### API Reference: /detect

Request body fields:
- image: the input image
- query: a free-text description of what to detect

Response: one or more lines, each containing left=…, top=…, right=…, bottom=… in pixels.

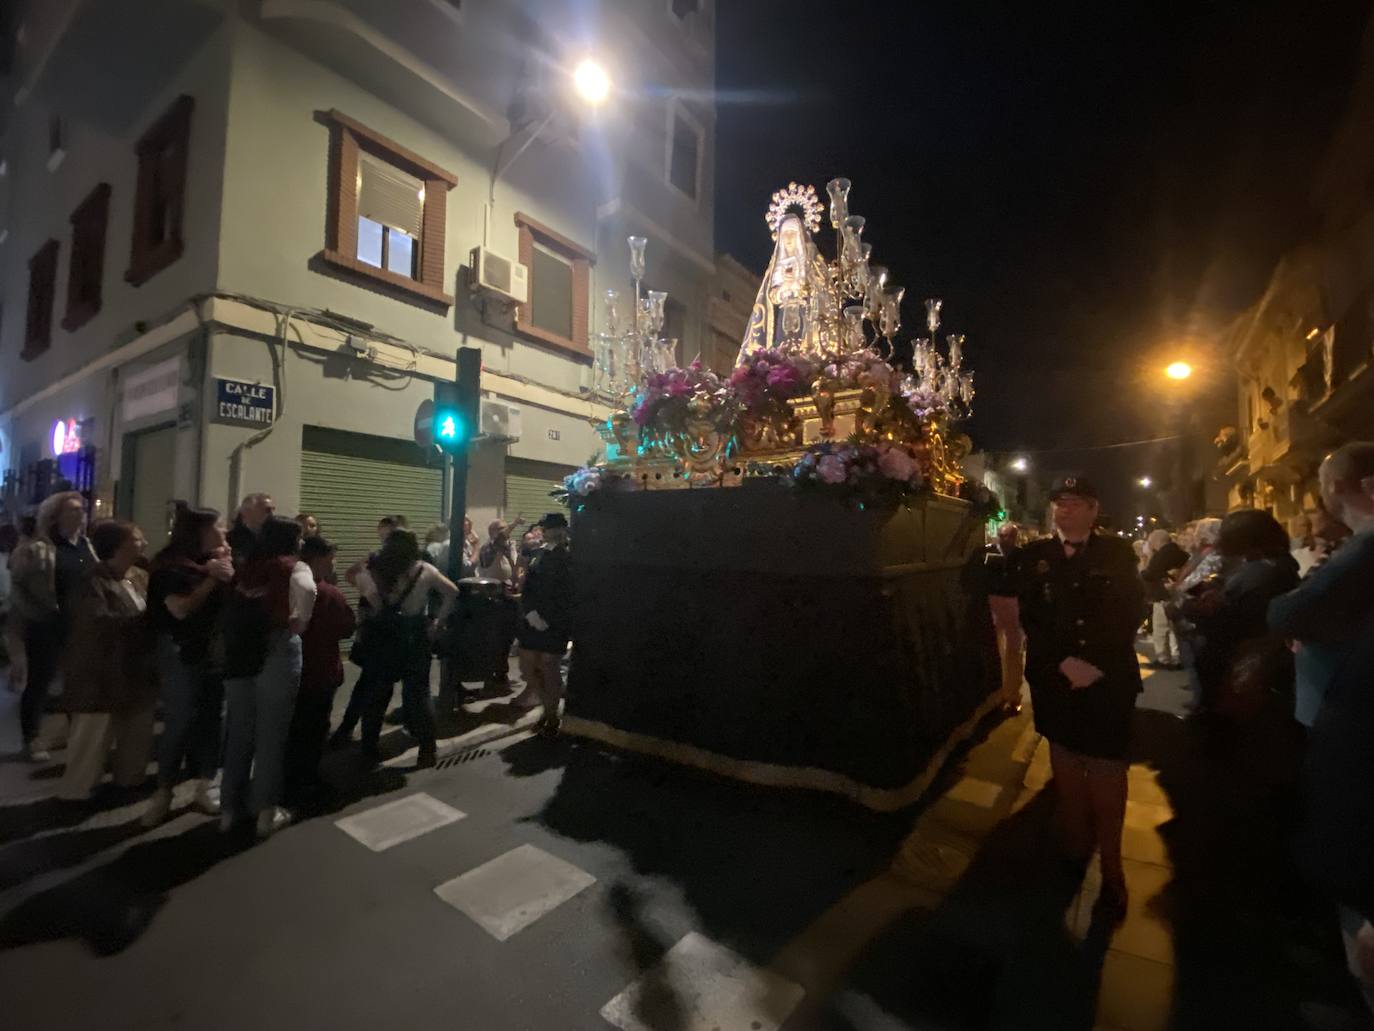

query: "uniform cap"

left=1049, top=474, right=1098, bottom=501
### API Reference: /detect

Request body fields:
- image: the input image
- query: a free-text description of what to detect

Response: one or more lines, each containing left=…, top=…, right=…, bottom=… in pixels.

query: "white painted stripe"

left=601, top=931, right=805, bottom=1031
left=334, top=792, right=465, bottom=852
left=434, top=843, right=595, bottom=941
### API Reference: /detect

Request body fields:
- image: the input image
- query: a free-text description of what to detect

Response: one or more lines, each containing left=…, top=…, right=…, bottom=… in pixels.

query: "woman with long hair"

left=58, top=521, right=157, bottom=800
left=7, top=491, right=94, bottom=761
left=220, top=515, right=315, bottom=838
left=354, top=529, right=457, bottom=767
left=142, top=503, right=234, bottom=826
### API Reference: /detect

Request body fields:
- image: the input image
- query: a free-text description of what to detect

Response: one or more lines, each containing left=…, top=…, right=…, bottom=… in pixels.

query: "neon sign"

left=51, top=418, right=83, bottom=456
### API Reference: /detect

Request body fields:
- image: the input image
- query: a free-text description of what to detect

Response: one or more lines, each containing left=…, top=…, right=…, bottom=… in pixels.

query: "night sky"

left=714, top=1, right=1370, bottom=514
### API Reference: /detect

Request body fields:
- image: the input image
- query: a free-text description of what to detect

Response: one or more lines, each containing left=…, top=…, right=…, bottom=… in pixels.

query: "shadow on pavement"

left=806, top=788, right=1109, bottom=1031
left=497, top=733, right=913, bottom=979
left=0, top=821, right=249, bottom=956
left=1131, top=707, right=1374, bottom=1031
left=605, top=880, right=687, bottom=1031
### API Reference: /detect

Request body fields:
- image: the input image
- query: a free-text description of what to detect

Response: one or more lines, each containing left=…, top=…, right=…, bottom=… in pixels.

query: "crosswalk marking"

left=334, top=792, right=465, bottom=852
left=601, top=931, right=805, bottom=1031
left=434, top=843, right=595, bottom=941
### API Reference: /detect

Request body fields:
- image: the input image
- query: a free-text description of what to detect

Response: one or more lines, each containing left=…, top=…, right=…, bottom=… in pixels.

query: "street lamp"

left=572, top=58, right=612, bottom=106
left=1137, top=475, right=1152, bottom=488
left=1165, top=361, right=1192, bottom=381
left=486, top=54, right=613, bottom=247
left=1010, top=456, right=1029, bottom=473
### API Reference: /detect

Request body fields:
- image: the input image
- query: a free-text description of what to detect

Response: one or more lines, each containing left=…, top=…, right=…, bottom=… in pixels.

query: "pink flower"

left=878, top=446, right=918, bottom=481
left=817, top=454, right=847, bottom=485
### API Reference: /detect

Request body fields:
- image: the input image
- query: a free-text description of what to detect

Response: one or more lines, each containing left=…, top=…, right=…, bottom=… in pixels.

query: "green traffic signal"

left=435, top=409, right=464, bottom=450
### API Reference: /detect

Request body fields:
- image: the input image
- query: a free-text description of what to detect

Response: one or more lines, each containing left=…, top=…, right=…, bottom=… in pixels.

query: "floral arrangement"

left=630, top=362, right=728, bottom=432
left=791, top=440, right=927, bottom=507
left=727, top=348, right=816, bottom=406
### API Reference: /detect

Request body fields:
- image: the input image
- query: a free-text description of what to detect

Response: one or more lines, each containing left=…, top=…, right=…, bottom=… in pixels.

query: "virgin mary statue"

left=735, top=212, right=842, bottom=366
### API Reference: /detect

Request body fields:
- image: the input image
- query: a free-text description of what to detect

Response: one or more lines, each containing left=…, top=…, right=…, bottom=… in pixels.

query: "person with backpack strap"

left=354, top=529, right=458, bottom=768
left=220, top=516, right=316, bottom=839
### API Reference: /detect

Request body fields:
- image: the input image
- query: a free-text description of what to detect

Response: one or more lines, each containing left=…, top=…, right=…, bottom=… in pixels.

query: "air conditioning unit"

left=481, top=399, right=522, bottom=443
left=470, top=246, right=528, bottom=305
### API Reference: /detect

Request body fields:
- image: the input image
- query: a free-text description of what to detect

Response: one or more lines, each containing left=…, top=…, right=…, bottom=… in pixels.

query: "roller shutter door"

left=504, top=456, right=576, bottom=530
left=299, top=426, right=445, bottom=608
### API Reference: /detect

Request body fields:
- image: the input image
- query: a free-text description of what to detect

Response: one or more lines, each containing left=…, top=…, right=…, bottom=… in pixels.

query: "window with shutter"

left=356, top=153, right=423, bottom=279
left=320, top=110, right=457, bottom=308
left=23, top=239, right=59, bottom=360
left=64, top=182, right=111, bottom=331
left=668, top=105, right=702, bottom=201
left=127, top=95, right=193, bottom=286
left=514, top=212, right=595, bottom=356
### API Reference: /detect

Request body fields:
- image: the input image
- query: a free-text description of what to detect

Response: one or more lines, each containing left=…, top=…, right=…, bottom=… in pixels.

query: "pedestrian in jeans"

left=142, top=504, right=233, bottom=826
left=517, top=513, right=573, bottom=734
left=1141, top=528, right=1187, bottom=669
left=354, top=529, right=457, bottom=768
left=57, top=520, right=157, bottom=801
left=1269, top=442, right=1374, bottom=1015
left=7, top=491, right=96, bottom=761
left=221, top=516, right=316, bottom=839
left=284, top=535, right=355, bottom=807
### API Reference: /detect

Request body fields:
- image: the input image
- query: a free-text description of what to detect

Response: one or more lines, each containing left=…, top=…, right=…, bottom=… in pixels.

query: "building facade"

left=0, top=0, right=725, bottom=566
left=1216, top=14, right=1374, bottom=523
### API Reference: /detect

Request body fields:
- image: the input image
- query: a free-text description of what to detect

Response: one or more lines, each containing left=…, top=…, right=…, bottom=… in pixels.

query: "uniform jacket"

left=61, top=562, right=156, bottom=714
left=1015, top=533, right=1146, bottom=690
left=518, top=543, right=573, bottom=654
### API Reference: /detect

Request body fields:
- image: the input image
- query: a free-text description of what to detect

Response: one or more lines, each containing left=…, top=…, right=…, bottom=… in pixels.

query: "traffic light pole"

left=447, top=346, right=482, bottom=582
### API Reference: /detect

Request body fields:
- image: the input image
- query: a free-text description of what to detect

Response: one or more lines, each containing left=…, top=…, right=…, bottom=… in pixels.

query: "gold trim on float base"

left=558, top=688, right=1006, bottom=814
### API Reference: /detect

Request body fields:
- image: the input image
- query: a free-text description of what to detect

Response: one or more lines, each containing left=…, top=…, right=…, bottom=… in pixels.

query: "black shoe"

left=383, top=707, right=405, bottom=726
left=415, top=747, right=437, bottom=769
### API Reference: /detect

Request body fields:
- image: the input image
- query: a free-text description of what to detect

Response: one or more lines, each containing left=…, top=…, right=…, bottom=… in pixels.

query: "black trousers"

left=285, top=685, right=338, bottom=797
left=359, top=664, right=435, bottom=753
left=21, top=618, right=65, bottom=744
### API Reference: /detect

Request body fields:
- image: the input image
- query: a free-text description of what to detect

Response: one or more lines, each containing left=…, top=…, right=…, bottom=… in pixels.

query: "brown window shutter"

left=23, top=239, right=60, bottom=359
left=419, top=175, right=447, bottom=293
left=571, top=258, right=590, bottom=350
left=514, top=223, right=534, bottom=334
left=126, top=95, right=194, bottom=286
left=63, top=182, right=112, bottom=331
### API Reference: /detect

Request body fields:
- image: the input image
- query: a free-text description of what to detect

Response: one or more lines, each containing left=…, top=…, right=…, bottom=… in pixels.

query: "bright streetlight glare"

left=1138, top=476, right=1152, bottom=488
left=1010, top=456, right=1028, bottom=472
left=1165, top=361, right=1193, bottom=380
left=573, top=59, right=611, bottom=105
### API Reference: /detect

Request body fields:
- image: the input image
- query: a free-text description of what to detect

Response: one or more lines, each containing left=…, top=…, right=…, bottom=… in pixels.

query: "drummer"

left=1015, top=475, right=1145, bottom=918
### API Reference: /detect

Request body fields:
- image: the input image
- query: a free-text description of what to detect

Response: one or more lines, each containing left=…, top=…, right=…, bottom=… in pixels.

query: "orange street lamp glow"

left=1165, top=361, right=1192, bottom=380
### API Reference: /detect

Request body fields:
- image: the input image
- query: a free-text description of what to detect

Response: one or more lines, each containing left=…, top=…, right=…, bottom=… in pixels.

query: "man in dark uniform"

left=1016, top=475, right=1145, bottom=917
left=517, top=513, right=573, bottom=734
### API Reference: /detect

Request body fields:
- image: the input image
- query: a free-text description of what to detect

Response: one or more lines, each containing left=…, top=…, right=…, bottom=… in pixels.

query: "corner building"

left=0, top=0, right=722, bottom=570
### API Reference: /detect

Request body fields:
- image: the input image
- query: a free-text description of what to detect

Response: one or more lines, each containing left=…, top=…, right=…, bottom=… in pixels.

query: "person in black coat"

left=517, top=513, right=573, bottom=734
left=1181, top=509, right=1298, bottom=718
left=1015, top=475, right=1145, bottom=918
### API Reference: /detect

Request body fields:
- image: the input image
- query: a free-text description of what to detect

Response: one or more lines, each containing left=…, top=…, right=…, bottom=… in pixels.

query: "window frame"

left=22, top=239, right=60, bottom=360
left=63, top=181, right=111, bottom=331
left=320, top=109, right=457, bottom=309
left=665, top=99, right=705, bottom=204
left=126, top=95, right=193, bottom=287
left=513, top=211, right=595, bottom=356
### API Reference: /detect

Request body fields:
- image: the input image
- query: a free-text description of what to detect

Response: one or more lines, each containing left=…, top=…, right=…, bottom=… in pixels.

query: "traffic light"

left=432, top=382, right=467, bottom=453
left=433, top=348, right=482, bottom=456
